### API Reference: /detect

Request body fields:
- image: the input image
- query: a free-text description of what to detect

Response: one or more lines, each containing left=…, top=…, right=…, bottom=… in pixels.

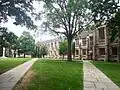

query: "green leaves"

left=0, top=0, right=36, bottom=29
left=39, top=45, right=48, bottom=57
left=19, top=31, right=35, bottom=55
left=89, top=0, right=119, bottom=24
left=107, top=12, right=120, bottom=42
left=59, top=40, right=68, bottom=55
left=89, top=0, right=120, bottom=43
left=41, top=0, right=89, bottom=36
left=0, top=27, right=18, bottom=48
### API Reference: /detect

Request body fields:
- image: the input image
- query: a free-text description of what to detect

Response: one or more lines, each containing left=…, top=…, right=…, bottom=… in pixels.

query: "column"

left=2, top=47, right=7, bottom=58
left=93, top=31, right=96, bottom=60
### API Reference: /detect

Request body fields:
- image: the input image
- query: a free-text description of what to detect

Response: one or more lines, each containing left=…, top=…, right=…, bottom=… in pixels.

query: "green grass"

left=92, top=61, right=120, bottom=87
left=27, top=60, right=83, bottom=90
left=0, top=58, right=30, bottom=74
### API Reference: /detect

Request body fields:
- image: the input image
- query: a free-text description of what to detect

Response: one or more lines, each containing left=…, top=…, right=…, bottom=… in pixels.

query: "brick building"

left=75, top=25, right=119, bottom=60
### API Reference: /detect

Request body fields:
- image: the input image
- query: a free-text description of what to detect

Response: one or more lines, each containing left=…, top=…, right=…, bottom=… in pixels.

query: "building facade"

left=38, top=38, right=61, bottom=58
left=75, top=25, right=119, bottom=60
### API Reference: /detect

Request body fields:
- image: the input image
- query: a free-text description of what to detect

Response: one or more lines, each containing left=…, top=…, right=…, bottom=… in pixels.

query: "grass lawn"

left=27, top=60, right=83, bottom=90
left=92, top=61, right=120, bottom=87
left=0, top=58, right=30, bottom=74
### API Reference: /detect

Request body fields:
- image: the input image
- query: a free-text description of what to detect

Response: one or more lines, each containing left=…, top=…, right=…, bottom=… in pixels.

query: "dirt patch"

left=13, top=69, right=36, bottom=90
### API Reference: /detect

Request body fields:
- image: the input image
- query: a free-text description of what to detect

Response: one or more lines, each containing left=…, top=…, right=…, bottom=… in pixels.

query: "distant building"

left=37, top=37, right=62, bottom=58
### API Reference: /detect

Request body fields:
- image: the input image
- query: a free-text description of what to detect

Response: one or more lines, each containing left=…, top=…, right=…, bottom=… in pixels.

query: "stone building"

left=38, top=38, right=61, bottom=58
left=75, top=25, right=119, bottom=60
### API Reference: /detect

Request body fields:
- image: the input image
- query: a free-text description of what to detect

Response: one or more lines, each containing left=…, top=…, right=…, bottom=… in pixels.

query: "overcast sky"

left=0, top=1, right=57, bottom=42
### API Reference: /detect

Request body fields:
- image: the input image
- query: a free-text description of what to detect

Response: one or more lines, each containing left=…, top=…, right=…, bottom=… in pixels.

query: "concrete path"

left=83, top=61, right=120, bottom=90
left=0, top=58, right=38, bottom=90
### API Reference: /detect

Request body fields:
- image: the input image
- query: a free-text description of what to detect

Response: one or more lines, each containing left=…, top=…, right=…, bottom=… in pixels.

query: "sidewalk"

left=0, top=58, right=38, bottom=90
left=83, top=61, right=120, bottom=90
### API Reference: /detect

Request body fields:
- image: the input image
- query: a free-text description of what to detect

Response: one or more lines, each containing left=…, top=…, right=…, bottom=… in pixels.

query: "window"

left=82, top=38, right=86, bottom=46
left=51, top=43, right=53, bottom=48
left=90, top=36, right=93, bottom=45
left=75, top=39, right=79, bottom=46
left=83, top=49, right=86, bottom=55
left=55, top=42, right=57, bottom=48
left=99, top=48, right=105, bottom=55
left=112, top=47, right=117, bottom=55
left=98, top=27, right=105, bottom=39
left=90, top=36, right=93, bottom=41
left=90, top=47, right=93, bottom=51
left=76, top=50, right=79, bottom=55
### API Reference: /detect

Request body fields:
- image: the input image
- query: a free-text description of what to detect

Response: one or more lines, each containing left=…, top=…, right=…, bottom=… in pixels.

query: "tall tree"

left=59, top=40, right=68, bottom=59
left=19, top=31, right=35, bottom=58
left=7, top=32, right=19, bottom=57
left=89, top=0, right=120, bottom=61
left=0, top=0, right=36, bottom=29
left=0, top=27, right=9, bottom=48
left=39, top=0, right=91, bottom=61
left=0, top=27, right=7, bottom=56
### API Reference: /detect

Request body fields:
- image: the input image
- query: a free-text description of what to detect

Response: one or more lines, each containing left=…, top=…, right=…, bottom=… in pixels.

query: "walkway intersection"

left=83, top=61, right=120, bottom=90
left=0, top=58, right=38, bottom=90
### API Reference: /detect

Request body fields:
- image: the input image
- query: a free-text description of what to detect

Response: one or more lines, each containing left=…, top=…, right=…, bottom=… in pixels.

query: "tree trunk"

left=62, top=55, right=64, bottom=60
left=118, top=29, right=120, bottom=63
left=14, top=50, right=16, bottom=58
left=18, top=49, right=20, bottom=57
left=67, top=37, right=72, bottom=61
left=43, top=55, right=45, bottom=58
left=24, top=53, right=25, bottom=58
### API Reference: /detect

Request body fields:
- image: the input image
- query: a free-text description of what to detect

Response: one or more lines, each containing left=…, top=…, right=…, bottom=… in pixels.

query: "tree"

left=0, top=27, right=9, bottom=56
left=0, top=0, right=36, bottom=29
left=7, top=32, right=19, bottom=57
left=59, top=40, right=68, bottom=59
left=89, top=0, right=119, bottom=25
left=89, top=0, right=120, bottom=62
left=39, top=0, right=91, bottom=61
left=39, top=45, right=48, bottom=58
left=19, top=31, right=35, bottom=58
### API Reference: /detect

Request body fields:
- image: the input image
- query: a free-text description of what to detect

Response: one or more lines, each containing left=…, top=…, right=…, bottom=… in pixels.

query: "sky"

left=0, top=1, right=57, bottom=42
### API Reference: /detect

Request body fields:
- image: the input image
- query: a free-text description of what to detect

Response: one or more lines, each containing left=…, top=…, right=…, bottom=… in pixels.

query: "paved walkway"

left=83, top=61, right=120, bottom=90
left=0, top=58, right=38, bottom=90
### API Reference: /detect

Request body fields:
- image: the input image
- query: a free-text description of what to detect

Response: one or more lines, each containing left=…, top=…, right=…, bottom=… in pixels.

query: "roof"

left=37, top=37, right=61, bottom=45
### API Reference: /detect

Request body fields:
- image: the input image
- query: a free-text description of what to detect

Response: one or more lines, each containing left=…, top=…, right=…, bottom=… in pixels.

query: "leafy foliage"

left=0, top=0, right=37, bottom=29
left=39, top=0, right=91, bottom=60
left=89, top=0, right=119, bottom=25
left=89, top=0, right=120, bottom=42
left=19, top=31, right=35, bottom=55
left=59, top=40, right=68, bottom=56
left=39, top=45, right=48, bottom=58
left=107, top=12, right=120, bottom=42
left=0, top=27, right=9, bottom=47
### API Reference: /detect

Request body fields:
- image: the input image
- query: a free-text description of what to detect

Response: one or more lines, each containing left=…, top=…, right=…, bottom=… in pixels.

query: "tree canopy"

left=19, top=31, right=35, bottom=57
left=39, top=0, right=91, bottom=61
left=0, top=0, right=37, bottom=29
left=89, top=0, right=119, bottom=25
left=59, top=40, right=68, bottom=59
left=39, top=45, right=48, bottom=58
